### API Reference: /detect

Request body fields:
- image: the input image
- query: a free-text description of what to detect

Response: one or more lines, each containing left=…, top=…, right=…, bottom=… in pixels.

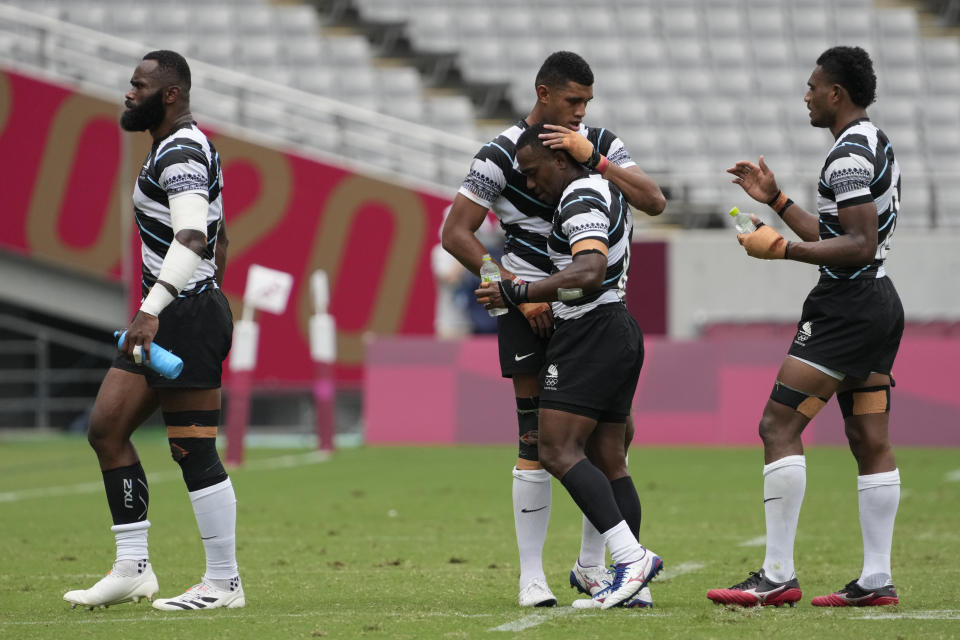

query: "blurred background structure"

left=1, top=0, right=958, bottom=447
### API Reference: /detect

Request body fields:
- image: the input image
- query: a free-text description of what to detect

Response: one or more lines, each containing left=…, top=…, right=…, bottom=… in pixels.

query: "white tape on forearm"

left=169, top=192, right=209, bottom=234
left=158, top=239, right=202, bottom=292
left=140, top=283, right=176, bottom=316
left=139, top=240, right=202, bottom=316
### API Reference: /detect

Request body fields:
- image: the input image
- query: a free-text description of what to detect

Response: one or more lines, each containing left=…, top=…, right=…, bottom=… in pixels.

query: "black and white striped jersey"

left=547, top=174, right=633, bottom=321
left=816, top=118, right=900, bottom=280
left=132, top=122, right=224, bottom=298
left=458, top=120, right=635, bottom=282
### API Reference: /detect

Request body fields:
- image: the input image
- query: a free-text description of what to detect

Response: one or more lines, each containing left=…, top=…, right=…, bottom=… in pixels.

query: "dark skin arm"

left=121, top=229, right=206, bottom=362
left=442, top=194, right=553, bottom=337
left=728, top=156, right=878, bottom=265
left=540, top=124, right=666, bottom=215
left=476, top=244, right=607, bottom=309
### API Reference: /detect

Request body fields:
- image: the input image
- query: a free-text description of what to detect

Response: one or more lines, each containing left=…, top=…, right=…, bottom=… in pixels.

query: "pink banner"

left=364, top=335, right=960, bottom=446
left=0, top=68, right=452, bottom=384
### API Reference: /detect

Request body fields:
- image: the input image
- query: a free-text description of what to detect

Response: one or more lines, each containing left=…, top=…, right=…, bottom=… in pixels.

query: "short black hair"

left=516, top=122, right=577, bottom=165
left=535, top=51, right=594, bottom=89
left=516, top=122, right=550, bottom=156
left=143, top=49, right=191, bottom=91
left=816, top=46, right=876, bottom=108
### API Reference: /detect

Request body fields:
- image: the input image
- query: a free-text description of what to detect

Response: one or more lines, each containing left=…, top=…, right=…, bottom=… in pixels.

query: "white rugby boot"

left=518, top=578, right=557, bottom=607
left=569, top=561, right=612, bottom=596
left=601, top=551, right=663, bottom=610
left=152, top=577, right=245, bottom=611
left=64, top=559, right=158, bottom=609
left=572, top=583, right=653, bottom=609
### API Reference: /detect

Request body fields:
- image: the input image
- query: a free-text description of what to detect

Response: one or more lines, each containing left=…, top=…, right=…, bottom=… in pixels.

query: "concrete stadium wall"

left=663, top=231, right=960, bottom=338
left=365, top=335, right=960, bottom=447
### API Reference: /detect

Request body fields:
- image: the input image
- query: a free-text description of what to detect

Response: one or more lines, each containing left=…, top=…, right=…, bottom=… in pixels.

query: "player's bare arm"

left=445, top=193, right=552, bottom=336
left=728, top=155, right=820, bottom=242
left=541, top=124, right=666, bottom=215
left=441, top=194, right=513, bottom=278
left=784, top=201, right=878, bottom=267
left=475, top=241, right=607, bottom=309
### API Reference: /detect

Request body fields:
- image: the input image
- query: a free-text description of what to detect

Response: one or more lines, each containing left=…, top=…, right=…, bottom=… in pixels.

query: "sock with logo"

left=102, top=462, right=149, bottom=525
left=513, top=467, right=551, bottom=588
left=857, top=468, right=900, bottom=589
left=761, top=455, right=806, bottom=583
left=189, top=477, right=239, bottom=582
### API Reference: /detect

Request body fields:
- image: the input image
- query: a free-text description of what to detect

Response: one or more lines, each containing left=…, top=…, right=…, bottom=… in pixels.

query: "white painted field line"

left=0, top=451, right=329, bottom=503
left=946, top=469, right=960, bottom=482
left=489, top=608, right=574, bottom=632
left=853, top=609, right=960, bottom=621
left=653, top=561, right=707, bottom=581
left=739, top=535, right=766, bottom=547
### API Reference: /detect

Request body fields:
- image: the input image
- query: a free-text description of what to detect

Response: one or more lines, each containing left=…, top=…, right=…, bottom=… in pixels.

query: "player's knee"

left=536, top=441, right=565, bottom=477
left=164, top=410, right=227, bottom=492
left=516, top=397, right=540, bottom=462
left=86, top=415, right=120, bottom=454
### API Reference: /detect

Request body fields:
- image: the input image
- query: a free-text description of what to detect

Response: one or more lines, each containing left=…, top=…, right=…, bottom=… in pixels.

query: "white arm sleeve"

left=169, top=191, right=209, bottom=235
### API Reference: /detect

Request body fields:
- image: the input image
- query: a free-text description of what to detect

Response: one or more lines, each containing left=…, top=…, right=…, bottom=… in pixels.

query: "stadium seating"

left=1, top=0, right=957, bottom=228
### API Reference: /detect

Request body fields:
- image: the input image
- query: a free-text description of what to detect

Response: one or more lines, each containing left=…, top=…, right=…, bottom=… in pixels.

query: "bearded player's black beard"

left=120, top=89, right=166, bottom=132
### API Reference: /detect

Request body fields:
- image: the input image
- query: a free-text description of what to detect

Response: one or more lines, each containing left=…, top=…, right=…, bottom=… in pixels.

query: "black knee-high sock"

left=611, top=476, right=642, bottom=538
left=560, top=458, right=623, bottom=534
left=102, top=462, right=149, bottom=525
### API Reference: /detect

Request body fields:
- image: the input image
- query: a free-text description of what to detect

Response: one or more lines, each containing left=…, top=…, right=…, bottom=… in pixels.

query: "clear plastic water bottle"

left=729, top=206, right=757, bottom=233
left=479, top=254, right=509, bottom=317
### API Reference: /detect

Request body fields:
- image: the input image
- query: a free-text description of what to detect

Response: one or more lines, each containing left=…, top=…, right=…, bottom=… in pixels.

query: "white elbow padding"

left=169, top=192, right=209, bottom=234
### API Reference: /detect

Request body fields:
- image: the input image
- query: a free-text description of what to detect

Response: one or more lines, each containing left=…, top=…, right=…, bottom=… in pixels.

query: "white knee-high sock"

left=189, top=478, right=238, bottom=581
left=579, top=515, right=605, bottom=567
left=858, top=468, right=900, bottom=589
left=513, top=467, right=551, bottom=587
left=761, top=455, right=806, bottom=583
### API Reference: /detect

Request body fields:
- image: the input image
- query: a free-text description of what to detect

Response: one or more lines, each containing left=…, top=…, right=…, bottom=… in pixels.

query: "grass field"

left=1, top=430, right=958, bottom=639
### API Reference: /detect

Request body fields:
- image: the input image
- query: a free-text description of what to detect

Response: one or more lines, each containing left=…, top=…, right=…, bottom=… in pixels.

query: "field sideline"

left=1, top=431, right=958, bottom=639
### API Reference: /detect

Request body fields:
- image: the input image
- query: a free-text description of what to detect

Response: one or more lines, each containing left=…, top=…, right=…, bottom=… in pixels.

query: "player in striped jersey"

left=475, top=122, right=662, bottom=610
left=64, top=51, right=243, bottom=612
left=443, top=51, right=665, bottom=607
left=708, top=47, right=904, bottom=608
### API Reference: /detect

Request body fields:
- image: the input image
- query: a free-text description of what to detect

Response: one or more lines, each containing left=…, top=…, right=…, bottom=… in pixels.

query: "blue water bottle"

left=114, top=331, right=184, bottom=379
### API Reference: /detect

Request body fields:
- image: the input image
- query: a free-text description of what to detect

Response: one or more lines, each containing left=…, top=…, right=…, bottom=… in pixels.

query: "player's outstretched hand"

left=519, top=302, right=553, bottom=338
left=474, top=281, right=505, bottom=311
left=738, top=224, right=788, bottom=260
left=727, top=155, right=779, bottom=204
left=121, top=311, right=159, bottom=364
left=540, top=124, right=593, bottom=164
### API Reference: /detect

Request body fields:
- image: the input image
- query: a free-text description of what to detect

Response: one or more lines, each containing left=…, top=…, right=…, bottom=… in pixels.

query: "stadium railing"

left=0, top=3, right=480, bottom=190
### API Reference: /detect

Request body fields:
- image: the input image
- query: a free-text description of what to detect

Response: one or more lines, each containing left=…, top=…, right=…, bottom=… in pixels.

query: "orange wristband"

left=769, top=191, right=789, bottom=213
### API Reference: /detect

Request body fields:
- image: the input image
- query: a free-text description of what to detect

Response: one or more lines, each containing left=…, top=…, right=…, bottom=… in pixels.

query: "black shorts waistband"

left=555, top=301, right=626, bottom=327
